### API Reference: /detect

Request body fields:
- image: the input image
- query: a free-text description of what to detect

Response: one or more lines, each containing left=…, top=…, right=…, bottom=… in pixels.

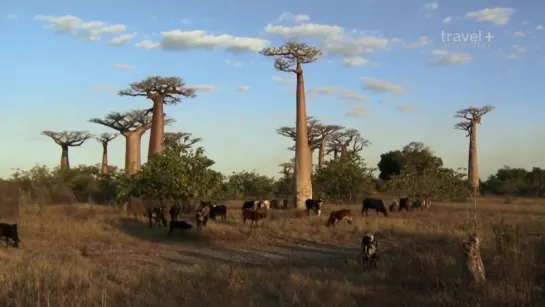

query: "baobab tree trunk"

left=294, top=66, right=312, bottom=210
left=318, top=138, right=327, bottom=168
left=124, top=133, right=142, bottom=175
left=309, top=148, right=315, bottom=175
left=101, top=143, right=109, bottom=174
left=469, top=124, right=479, bottom=196
left=148, top=98, right=165, bottom=159
left=60, top=145, right=70, bottom=170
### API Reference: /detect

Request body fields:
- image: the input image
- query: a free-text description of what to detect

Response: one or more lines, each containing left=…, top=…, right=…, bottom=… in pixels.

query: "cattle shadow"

left=115, top=217, right=213, bottom=245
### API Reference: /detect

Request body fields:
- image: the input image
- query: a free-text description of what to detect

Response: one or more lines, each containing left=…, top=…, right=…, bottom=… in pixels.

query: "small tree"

left=96, top=133, right=118, bottom=174
left=315, top=124, right=344, bottom=168
left=261, top=41, right=322, bottom=209
left=224, top=171, right=275, bottom=199
left=313, top=154, right=375, bottom=203
left=42, top=131, right=92, bottom=170
left=327, top=129, right=370, bottom=160
left=454, top=105, right=495, bottom=196
left=164, top=132, right=202, bottom=154
left=118, top=76, right=197, bottom=158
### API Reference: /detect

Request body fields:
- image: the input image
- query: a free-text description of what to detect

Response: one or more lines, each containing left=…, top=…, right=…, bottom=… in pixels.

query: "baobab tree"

left=96, top=133, right=118, bottom=174
left=118, top=76, right=196, bottom=158
left=164, top=132, right=202, bottom=154
left=327, top=129, right=370, bottom=160
left=42, top=131, right=92, bottom=170
left=261, top=41, right=321, bottom=209
left=278, top=158, right=296, bottom=177
left=315, top=124, right=344, bottom=168
left=278, top=116, right=322, bottom=170
left=454, top=105, right=495, bottom=196
left=89, top=110, right=174, bottom=175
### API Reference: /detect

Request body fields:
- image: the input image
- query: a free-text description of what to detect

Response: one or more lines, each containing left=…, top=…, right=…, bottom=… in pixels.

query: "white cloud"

left=443, top=16, right=452, bottom=24
left=405, top=36, right=429, bottom=48
left=155, top=30, right=270, bottom=53
left=88, top=83, right=116, bottom=94
left=465, top=7, right=515, bottom=25
left=431, top=49, right=448, bottom=56
left=294, top=14, right=310, bottom=24
left=190, top=84, right=218, bottom=93
left=112, top=63, right=134, bottom=70
left=237, top=85, right=250, bottom=92
left=108, top=32, right=137, bottom=46
left=180, top=19, right=191, bottom=25
left=345, top=105, right=367, bottom=117
left=276, top=12, right=292, bottom=23
left=340, top=89, right=367, bottom=101
left=224, top=59, right=243, bottom=67
left=35, top=15, right=128, bottom=41
left=306, top=86, right=366, bottom=101
left=430, top=52, right=471, bottom=65
left=514, top=31, right=525, bottom=37
left=421, top=2, right=439, bottom=11
left=537, top=25, right=545, bottom=31
left=507, top=44, right=525, bottom=59
left=396, top=104, right=416, bottom=112
left=359, top=77, right=407, bottom=95
left=343, top=56, right=369, bottom=67
left=134, top=40, right=160, bottom=49
left=7, top=14, right=18, bottom=20
left=272, top=75, right=295, bottom=83
left=265, top=23, right=344, bottom=38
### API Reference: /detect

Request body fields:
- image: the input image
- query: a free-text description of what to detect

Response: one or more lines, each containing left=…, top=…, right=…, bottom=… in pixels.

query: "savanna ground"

left=0, top=197, right=544, bottom=307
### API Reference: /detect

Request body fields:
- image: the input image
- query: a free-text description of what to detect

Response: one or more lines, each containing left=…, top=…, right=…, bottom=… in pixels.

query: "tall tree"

left=278, top=116, right=322, bottom=170
left=164, top=132, right=202, bottom=154
left=278, top=158, right=296, bottom=177
left=261, top=41, right=322, bottom=209
left=89, top=110, right=174, bottom=175
left=118, top=76, right=196, bottom=158
left=454, top=105, right=494, bottom=196
left=315, top=124, right=344, bottom=169
left=327, top=129, right=370, bottom=159
left=42, top=131, right=91, bottom=170
left=96, top=133, right=118, bottom=174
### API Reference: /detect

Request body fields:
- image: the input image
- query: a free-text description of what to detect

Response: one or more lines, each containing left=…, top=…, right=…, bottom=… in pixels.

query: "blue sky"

left=1, top=0, right=544, bottom=180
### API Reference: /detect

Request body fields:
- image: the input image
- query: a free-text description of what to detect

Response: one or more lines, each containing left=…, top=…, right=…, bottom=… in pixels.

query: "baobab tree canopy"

left=278, top=116, right=322, bottom=150
left=260, top=41, right=322, bottom=72
left=96, top=133, right=118, bottom=144
left=42, top=130, right=92, bottom=146
left=454, top=105, right=495, bottom=134
left=118, top=76, right=197, bottom=104
left=89, top=110, right=157, bottom=132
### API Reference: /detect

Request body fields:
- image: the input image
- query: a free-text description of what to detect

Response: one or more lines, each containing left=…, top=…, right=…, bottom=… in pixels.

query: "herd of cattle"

left=146, top=196, right=428, bottom=234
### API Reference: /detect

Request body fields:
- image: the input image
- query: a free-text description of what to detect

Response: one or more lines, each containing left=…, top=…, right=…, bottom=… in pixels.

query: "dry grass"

left=0, top=199, right=544, bottom=306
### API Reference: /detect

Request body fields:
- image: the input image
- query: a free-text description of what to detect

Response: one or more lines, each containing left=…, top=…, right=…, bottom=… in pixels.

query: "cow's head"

left=315, top=199, right=323, bottom=216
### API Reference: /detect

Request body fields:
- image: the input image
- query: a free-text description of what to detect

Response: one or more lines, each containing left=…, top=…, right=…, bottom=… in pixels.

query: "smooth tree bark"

left=41, top=131, right=92, bottom=170
left=89, top=110, right=175, bottom=175
left=278, top=116, right=322, bottom=171
left=118, top=76, right=196, bottom=159
left=96, top=133, right=118, bottom=174
left=454, top=105, right=495, bottom=196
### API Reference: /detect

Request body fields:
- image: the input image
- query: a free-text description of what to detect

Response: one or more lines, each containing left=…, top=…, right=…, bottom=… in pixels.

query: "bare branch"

left=42, top=130, right=92, bottom=147
left=454, top=122, right=472, bottom=137
left=96, top=133, right=118, bottom=144
left=118, top=76, right=197, bottom=104
left=89, top=109, right=175, bottom=133
left=260, top=41, right=322, bottom=73
left=454, top=105, right=495, bottom=124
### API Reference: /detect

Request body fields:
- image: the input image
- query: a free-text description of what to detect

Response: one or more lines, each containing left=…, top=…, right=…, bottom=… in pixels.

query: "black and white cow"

left=209, top=204, right=227, bottom=220
left=242, top=200, right=259, bottom=210
left=361, top=198, right=388, bottom=217
left=305, top=199, right=324, bottom=216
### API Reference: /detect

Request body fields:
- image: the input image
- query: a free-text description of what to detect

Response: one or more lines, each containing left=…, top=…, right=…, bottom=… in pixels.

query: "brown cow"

left=326, top=209, right=353, bottom=227
left=242, top=209, right=266, bottom=227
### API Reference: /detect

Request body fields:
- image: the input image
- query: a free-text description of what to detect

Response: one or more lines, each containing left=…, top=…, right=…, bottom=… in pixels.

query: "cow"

left=259, top=200, right=270, bottom=210
left=326, top=209, right=353, bottom=227
left=167, top=220, right=193, bottom=236
left=209, top=204, right=227, bottom=221
left=270, top=199, right=281, bottom=209
left=281, top=199, right=289, bottom=209
left=242, top=200, right=259, bottom=210
left=0, top=223, right=20, bottom=247
left=361, top=198, right=388, bottom=217
left=305, top=199, right=324, bottom=216
left=399, top=198, right=410, bottom=212
left=389, top=200, right=399, bottom=212
left=169, top=205, right=181, bottom=221
left=361, top=233, right=379, bottom=270
left=242, top=209, right=266, bottom=227
left=196, top=211, right=209, bottom=230
left=412, top=199, right=428, bottom=210
left=147, top=207, right=168, bottom=228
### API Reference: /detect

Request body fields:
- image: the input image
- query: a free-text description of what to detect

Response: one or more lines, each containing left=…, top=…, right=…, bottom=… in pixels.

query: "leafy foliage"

left=481, top=166, right=545, bottom=197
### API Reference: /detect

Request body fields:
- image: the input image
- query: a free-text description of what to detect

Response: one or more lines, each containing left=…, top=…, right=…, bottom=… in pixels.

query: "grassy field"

left=0, top=198, right=544, bottom=306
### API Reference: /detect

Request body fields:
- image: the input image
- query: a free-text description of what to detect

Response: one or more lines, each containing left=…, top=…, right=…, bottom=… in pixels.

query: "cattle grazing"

left=242, top=200, right=259, bottom=210
left=147, top=207, right=168, bottom=228
left=259, top=200, right=270, bottom=210
left=0, top=223, right=20, bottom=248
left=361, top=233, right=379, bottom=270
left=242, top=209, right=266, bottom=227
left=270, top=199, right=281, bottom=209
left=169, top=205, right=181, bottom=221
left=167, top=220, right=193, bottom=236
left=361, top=198, right=388, bottom=217
left=399, top=198, right=410, bottom=211
left=326, top=209, right=353, bottom=227
left=196, top=211, right=209, bottom=229
left=305, top=199, right=324, bottom=216
left=389, top=201, right=399, bottom=212
left=209, top=204, right=227, bottom=221
left=412, top=198, right=430, bottom=209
